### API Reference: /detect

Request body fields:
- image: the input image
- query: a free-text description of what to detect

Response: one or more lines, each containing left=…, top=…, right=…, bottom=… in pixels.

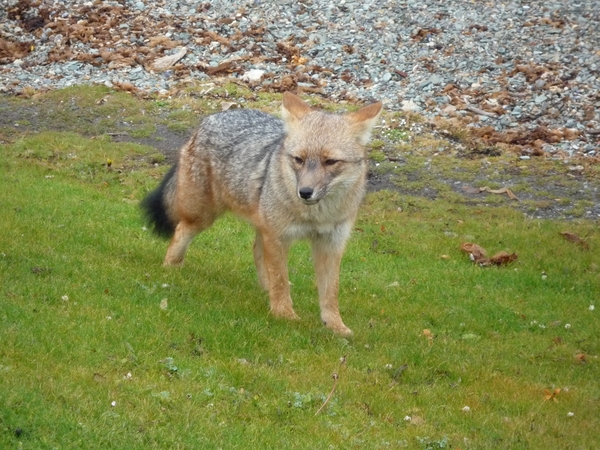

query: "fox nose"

left=298, top=187, right=314, bottom=200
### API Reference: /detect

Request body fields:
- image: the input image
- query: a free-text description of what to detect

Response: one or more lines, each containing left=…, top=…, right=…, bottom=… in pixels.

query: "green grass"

left=1, top=131, right=600, bottom=448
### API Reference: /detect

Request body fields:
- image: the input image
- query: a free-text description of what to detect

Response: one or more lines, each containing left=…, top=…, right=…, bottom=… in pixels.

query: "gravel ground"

left=1, top=0, right=599, bottom=155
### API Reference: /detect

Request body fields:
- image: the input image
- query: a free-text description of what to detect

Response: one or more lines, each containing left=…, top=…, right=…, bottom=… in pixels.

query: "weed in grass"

left=369, top=149, right=387, bottom=163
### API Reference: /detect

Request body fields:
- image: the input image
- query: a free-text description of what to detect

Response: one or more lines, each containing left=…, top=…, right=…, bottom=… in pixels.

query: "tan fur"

left=144, top=93, right=382, bottom=336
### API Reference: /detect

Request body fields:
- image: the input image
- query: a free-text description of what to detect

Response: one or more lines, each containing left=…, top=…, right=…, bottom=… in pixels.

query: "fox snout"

left=298, top=186, right=314, bottom=200
left=294, top=158, right=330, bottom=205
left=297, top=185, right=320, bottom=204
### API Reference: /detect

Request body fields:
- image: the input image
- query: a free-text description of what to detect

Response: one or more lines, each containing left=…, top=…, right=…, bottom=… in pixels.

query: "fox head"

left=281, top=92, right=382, bottom=205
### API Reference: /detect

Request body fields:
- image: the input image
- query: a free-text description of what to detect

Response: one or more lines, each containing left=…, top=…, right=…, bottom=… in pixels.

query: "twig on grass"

left=315, top=355, right=346, bottom=416
left=315, top=373, right=339, bottom=416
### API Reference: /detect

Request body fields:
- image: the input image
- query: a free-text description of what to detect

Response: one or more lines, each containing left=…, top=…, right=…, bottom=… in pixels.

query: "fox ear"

left=347, top=101, right=383, bottom=145
left=281, top=92, right=312, bottom=126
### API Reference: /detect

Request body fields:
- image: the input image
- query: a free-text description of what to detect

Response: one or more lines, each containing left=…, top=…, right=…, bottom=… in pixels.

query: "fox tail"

left=141, top=165, right=178, bottom=238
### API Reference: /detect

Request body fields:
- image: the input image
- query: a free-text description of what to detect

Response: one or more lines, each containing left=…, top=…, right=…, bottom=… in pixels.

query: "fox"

left=142, top=92, right=382, bottom=336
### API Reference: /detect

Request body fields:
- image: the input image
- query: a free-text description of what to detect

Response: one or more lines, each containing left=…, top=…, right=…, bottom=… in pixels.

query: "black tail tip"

left=141, top=166, right=177, bottom=238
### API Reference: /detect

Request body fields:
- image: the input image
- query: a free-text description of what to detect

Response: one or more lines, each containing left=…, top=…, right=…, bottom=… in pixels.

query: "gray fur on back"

left=193, top=109, right=286, bottom=205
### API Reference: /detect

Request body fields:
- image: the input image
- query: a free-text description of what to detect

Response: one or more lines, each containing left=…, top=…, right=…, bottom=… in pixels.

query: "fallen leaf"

left=205, top=61, right=236, bottom=76
left=409, top=415, right=425, bottom=426
left=461, top=242, right=487, bottom=262
left=560, top=232, right=589, bottom=249
left=543, top=388, right=561, bottom=402
left=574, top=353, right=587, bottom=364
left=220, top=101, right=238, bottom=111
left=0, top=38, right=33, bottom=63
left=489, top=251, right=518, bottom=265
left=461, top=242, right=517, bottom=266
left=422, top=329, right=434, bottom=346
left=93, top=373, right=107, bottom=383
left=479, top=186, right=519, bottom=201
left=149, top=35, right=181, bottom=49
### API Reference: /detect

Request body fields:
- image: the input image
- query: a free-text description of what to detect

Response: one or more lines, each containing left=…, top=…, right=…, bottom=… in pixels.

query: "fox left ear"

left=281, top=92, right=312, bottom=127
left=347, top=101, right=383, bottom=145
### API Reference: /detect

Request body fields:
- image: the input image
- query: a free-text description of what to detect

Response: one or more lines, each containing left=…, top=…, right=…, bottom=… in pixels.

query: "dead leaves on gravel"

left=0, top=39, right=32, bottom=64
left=1, top=1, right=324, bottom=94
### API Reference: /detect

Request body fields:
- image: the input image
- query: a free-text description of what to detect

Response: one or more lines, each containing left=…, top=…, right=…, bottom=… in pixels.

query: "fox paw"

left=271, top=306, right=300, bottom=321
left=323, top=320, right=353, bottom=337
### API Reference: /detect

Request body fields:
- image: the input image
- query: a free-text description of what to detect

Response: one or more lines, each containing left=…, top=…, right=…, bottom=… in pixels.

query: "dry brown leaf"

left=574, top=353, right=587, bottom=364
left=560, top=232, right=589, bottom=249
left=220, top=101, right=239, bottom=111
left=205, top=61, right=236, bottom=76
left=93, top=372, right=107, bottom=383
left=489, top=251, right=518, bottom=266
left=149, top=36, right=180, bottom=49
left=422, top=329, right=434, bottom=346
left=543, top=388, right=561, bottom=402
left=201, top=31, right=231, bottom=46
left=461, top=242, right=487, bottom=262
left=462, top=242, right=517, bottom=266
left=479, top=186, right=519, bottom=201
left=112, top=81, right=136, bottom=92
left=0, top=38, right=32, bottom=63
left=409, top=415, right=425, bottom=426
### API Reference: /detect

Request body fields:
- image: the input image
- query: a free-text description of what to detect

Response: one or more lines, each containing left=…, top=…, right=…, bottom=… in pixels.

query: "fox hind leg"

left=163, top=219, right=210, bottom=266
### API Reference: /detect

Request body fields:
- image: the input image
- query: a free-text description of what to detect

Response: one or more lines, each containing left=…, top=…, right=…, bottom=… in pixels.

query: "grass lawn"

left=1, top=101, right=599, bottom=449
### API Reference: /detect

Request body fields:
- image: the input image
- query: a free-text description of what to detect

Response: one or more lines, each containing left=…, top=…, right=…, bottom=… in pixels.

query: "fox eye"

left=324, top=159, right=339, bottom=166
left=293, top=156, right=304, bottom=165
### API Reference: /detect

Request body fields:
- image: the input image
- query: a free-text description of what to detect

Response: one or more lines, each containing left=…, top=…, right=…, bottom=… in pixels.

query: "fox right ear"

left=347, top=101, right=383, bottom=145
left=281, top=92, right=312, bottom=126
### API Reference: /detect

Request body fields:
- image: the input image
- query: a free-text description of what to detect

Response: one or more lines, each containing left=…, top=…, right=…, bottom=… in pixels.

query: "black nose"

left=298, top=187, right=313, bottom=200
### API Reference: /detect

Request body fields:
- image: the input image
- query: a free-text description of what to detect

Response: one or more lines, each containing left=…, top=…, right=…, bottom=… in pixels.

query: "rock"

left=401, top=99, right=421, bottom=112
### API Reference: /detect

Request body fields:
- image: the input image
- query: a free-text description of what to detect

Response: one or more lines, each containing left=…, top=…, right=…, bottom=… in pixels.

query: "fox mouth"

left=301, top=198, right=320, bottom=205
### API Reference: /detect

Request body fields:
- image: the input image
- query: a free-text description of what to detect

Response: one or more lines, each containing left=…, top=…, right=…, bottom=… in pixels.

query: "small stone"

left=241, top=69, right=265, bottom=82
left=442, top=104, right=457, bottom=115
left=429, top=74, right=442, bottom=85
left=401, top=99, right=421, bottom=112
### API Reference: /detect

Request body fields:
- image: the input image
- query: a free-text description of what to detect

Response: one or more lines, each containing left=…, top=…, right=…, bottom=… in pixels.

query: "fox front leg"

left=259, top=232, right=299, bottom=320
left=252, top=230, right=269, bottom=290
left=311, top=236, right=353, bottom=337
